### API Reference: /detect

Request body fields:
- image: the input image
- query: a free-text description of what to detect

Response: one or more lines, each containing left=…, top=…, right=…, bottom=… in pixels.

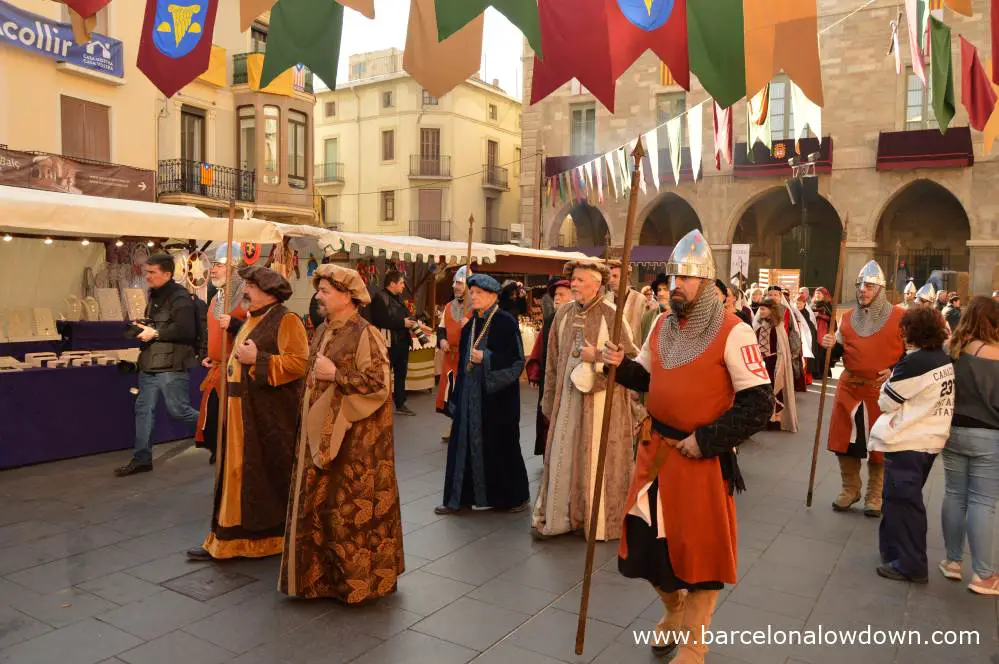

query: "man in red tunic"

left=436, top=266, right=473, bottom=440
left=603, top=230, right=773, bottom=662
left=820, top=260, right=905, bottom=517
left=195, top=243, right=248, bottom=464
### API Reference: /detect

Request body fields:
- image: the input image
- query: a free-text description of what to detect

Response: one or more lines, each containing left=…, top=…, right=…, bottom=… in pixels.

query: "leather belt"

left=842, top=370, right=877, bottom=386
left=650, top=417, right=690, bottom=441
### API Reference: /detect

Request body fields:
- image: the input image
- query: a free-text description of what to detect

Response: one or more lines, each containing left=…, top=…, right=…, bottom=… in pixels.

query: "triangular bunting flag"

left=644, top=129, right=660, bottom=190
left=606, top=0, right=690, bottom=90
left=713, top=101, right=733, bottom=170
left=240, top=0, right=275, bottom=31
left=790, top=82, right=822, bottom=144
left=960, top=36, right=996, bottom=132
left=615, top=147, right=629, bottom=193
left=595, top=159, right=604, bottom=203
left=435, top=0, right=541, bottom=57
left=58, top=0, right=111, bottom=19
left=584, top=161, right=595, bottom=196
left=666, top=118, right=682, bottom=185
left=138, top=0, right=221, bottom=98
left=405, top=0, right=484, bottom=98
left=747, top=87, right=772, bottom=152
left=688, top=0, right=745, bottom=108
left=929, top=16, right=955, bottom=133
left=906, top=0, right=927, bottom=86
left=688, top=102, right=703, bottom=181
left=605, top=152, right=618, bottom=199
left=260, top=0, right=343, bottom=90
left=744, top=0, right=823, bottom=106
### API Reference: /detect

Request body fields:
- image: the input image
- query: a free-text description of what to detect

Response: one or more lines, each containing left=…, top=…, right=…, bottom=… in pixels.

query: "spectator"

left=370, top=270, right=416, bottom=416
left=115, top=254, right=201, bottom=477
left=940, top=296, right=999, bottom=595
left=943, top=295, right=962, bottom=330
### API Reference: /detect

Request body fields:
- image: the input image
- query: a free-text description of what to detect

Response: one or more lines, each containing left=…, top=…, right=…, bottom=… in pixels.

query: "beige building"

left=520, top=0, right=999, bottom=297
left=0, top=0, right=315, bottom=224
left=315, top=48, right=524, bottom=245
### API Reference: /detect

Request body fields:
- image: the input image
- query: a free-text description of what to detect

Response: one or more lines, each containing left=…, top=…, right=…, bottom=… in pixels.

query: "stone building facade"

left=519, top=0, right=999, bottom=298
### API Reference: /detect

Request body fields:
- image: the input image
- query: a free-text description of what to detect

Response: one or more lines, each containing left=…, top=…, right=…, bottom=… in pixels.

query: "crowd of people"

left=111, top=236, right=998, bottom=663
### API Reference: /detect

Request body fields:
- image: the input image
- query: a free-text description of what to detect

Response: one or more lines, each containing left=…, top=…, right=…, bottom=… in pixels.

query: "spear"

left=805, top=215, right=849, bottom=507
left=464, top=213, right=475, bottom=274
left=575, top=137, right=645, bottom=655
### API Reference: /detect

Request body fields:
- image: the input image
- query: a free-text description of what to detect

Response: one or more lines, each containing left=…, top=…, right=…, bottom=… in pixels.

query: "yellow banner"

left=245, top=52, right=295, bottom=97
left=197, top=45, right=227, bottom=87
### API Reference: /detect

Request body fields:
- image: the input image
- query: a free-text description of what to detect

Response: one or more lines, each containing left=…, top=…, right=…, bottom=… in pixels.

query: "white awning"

left=489, top=244, right=592, bottom=261
left=0, top=185, right=284, bottom=243
left=316, top=230, right=497, bottom=265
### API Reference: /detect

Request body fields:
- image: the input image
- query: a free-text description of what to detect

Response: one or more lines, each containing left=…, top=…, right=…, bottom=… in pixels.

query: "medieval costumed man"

left=901, top=280, right=917, bottom=308
left=436, top=274, right=531, bottom=515
left=195, top=243, right=247, bottom=465
left=527, top=278, right=573, bottom=455
left=820, top=261, right=905, bottom=518
left=532, top=261, right=637, bottom=541
left=187, top=266, right=309, bottom=561
left=601, top=230, right=773, bottom=663
left=280, top=265, right=405, bottom=603
left=914, top=283, right=952, bottom=335
left=755, top=297, right=798, bottom=432
left=435, top=266, right=473, bottom=440
left=606, top=260, right=651, bottom=338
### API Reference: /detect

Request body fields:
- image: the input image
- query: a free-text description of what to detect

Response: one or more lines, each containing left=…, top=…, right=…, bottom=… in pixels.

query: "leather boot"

left=864, top=462, right=885, bottom=517
left=673, top=589, right=720, bottom=664
left=651, top=587, right=686, bottom=658
left=832, top=456, right=862, bottom=511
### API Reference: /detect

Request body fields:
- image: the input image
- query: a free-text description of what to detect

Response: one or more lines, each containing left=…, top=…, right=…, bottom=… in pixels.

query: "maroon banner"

left=0, top=148, right=155, bottom=202
left=137, top=0, right=220, bottom=98
left=58, top=0, right=112, bottom=18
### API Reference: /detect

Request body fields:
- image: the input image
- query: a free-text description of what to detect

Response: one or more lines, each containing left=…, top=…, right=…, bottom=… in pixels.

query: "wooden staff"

left=216, top=199, right=237, bottom=472
left=805, top=214, right=849, bottom=507
left=464, top=213, right=475, bottom=274
left=575, top=137, right=646, bottom=655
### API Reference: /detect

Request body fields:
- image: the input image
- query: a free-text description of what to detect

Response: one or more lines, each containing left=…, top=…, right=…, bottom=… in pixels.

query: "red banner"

left=0, top=148, right=155, bottom=202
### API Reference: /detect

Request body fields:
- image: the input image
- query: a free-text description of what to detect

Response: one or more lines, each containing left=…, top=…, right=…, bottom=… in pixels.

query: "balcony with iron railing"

left=482, top=226, right=508, bottom=244
left=157, top=159, right=255, bottom=202
left=409, top=155, right=451, bottom=178
left=482, top=164, right=509, bottom=190
left=410, top=220, right=451, bottom=240
left=315, top=162, right=344, bottom=184
left=232, top=53, right=314, bottom=94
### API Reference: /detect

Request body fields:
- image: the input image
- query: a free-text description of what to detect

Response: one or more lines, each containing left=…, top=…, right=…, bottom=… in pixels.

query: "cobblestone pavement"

left=1, top=383, right=997, bottom=664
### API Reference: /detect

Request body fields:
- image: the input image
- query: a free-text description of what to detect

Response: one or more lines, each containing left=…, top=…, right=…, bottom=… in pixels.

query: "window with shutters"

left=251, top=24, right=267, bottom=53
left=570, top=103, right=596, bottom=155
left=60, top=95, right=110, bottom=162
left=381, top=130, right=395, bottom=161
left=905, top=68, right=936, bottom=130
left=422, top=90, right=438, bottom=106
left=288, top=110, right=307, bottom=188
left=263, top=105, right=280, bottom=184
left=382, top=91, right=393, bottom=108
left=381, top=190, right=395, bottom=221
left=488, top=104, right=498, bottom=121
left=324, top=101, right=336, bottom=118
left=238, top=105, right=255, bottom=171
left=181, top=105, right=206, bottom=163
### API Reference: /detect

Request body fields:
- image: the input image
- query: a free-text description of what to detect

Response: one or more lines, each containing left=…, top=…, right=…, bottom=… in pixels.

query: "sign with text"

left=730, top=244, right=750, bottom=281
left=0, top=148, right=155, bottom=202
left=0, top=0, right=124, bottom=78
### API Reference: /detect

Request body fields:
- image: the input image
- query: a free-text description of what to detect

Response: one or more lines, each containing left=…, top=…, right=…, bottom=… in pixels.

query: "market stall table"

left=0, top=364, right=207, bottom=469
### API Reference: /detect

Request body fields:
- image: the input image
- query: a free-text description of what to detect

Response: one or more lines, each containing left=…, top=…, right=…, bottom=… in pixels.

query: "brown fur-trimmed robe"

left=279, top=312, right=405, bottom=603
left=531, top=297, right=637, bottom=541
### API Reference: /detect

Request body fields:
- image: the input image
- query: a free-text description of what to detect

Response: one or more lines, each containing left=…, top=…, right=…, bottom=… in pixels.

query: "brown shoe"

left=114, top=461, right=153, bottom=477
left=186, top=547, right=213, bottom=561
left=434, top=505, right=459, bottom=515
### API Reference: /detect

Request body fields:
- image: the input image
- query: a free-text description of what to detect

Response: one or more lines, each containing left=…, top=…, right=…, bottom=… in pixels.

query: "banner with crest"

left=137, top=0, right=219, bottom=98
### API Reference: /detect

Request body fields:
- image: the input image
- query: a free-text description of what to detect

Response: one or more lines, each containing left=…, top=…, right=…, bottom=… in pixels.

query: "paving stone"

left=758, top=534, right=846, bottom=575
left=97, top=589, right=216, bottom=640
left=396, top=519, right=484, bottom=561
left=0, top=520, right=69, bottom=548
left=77, top=573, right=164, bottom=606
left=0, top=578, right=39, bottom=608
left=13, top=587, right=117, bottom=629
left=411, top=596, right=530, bottom=650
left=495, top=552, right=589, bottom=595
left=117, top=630, right=234, bottom=664
left=348, top=629, right=478, bottom=664
left=380, top=570, right=476, bottom=617
left=708, top=600, right=807, bottom=664
left=227, top=613, right=381, bottom=664
left=0, top=617, right=141, bottom=664
left=554, top=571, right=657, bottom=628
left=470, top=643, right=569, bottom=664
left=0, top=606, right=51, bottom=650
left=737, top=559, right=829, bottom=601
left=160, top=566, right=256, bottom=602
left=124, top=554, right=210, bottom=585
left=422, top=540, right=532, bottom=586
left=467, top=578, right=559, bottom=615
left=504, top=607, right=622, bottom=664
left=315, top=601, right=423, bottom=641
left=5, top=546, right=150, bottom=595
left=725, top=584, right=816, bottom=621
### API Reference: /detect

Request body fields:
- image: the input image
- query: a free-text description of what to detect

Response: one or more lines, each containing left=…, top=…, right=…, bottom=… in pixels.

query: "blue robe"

left=442, top=305, right=530, bottom=510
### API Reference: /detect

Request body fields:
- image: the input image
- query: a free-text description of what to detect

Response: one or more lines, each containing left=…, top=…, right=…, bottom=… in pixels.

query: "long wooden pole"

left=216, top=200, right=236, bottom=474
left=805, top=214, right=849, bottom=507
left=575, top=137, right=646, bottom=655
left=464, top=213, right=475, bottom=274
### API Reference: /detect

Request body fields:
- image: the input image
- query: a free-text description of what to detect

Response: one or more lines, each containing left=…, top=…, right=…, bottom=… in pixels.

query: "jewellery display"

left=123, top=289, right=147, bottom=321
left=96, top=288, right=123, bottom=321
left=82, top=296, right=100, bottom=321
left=64, top=295, right=83, bottom=321
left=7, top=309, right=32, bottom=340
left=33, top=308, right=56, bottom=337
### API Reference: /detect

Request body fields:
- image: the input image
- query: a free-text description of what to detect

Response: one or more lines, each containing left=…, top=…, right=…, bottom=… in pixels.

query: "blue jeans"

left=942, top=427, right=999, bottom=579
left=879, top=451, right=936, bottom=578
left=133, top=371, right=200, bottom=464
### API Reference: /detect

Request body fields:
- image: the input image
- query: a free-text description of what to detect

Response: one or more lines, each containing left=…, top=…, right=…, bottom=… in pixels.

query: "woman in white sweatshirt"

left=870, top=306, right=953, bottom=584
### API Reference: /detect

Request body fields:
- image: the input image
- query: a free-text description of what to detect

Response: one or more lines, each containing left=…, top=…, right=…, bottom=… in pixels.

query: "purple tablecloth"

left=0, top=364, right=207, bottom=470
left=57, top=321, right=142, bottom=351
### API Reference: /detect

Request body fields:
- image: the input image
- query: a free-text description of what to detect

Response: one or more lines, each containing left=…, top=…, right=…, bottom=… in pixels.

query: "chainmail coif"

left=850, top=287, right=892, bottom=337
left=212, top=274, right=245, bottom=318
left=656, top=281, right=726, bottom=369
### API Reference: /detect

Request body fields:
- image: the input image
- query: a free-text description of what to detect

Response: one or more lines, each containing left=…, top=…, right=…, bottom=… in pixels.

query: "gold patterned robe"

left=279, top=312, right=405, bottom=602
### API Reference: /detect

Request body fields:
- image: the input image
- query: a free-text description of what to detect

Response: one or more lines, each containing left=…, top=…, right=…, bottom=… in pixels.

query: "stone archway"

left=547, top=202, right=611, bottom=249
left=730, top=185, right=843, bottom=289
left=873, top=179, right=970, bottom=291
left=635, top=192, right=703, bottom=281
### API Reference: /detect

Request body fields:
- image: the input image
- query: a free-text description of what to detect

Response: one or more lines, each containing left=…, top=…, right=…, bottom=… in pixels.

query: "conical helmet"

left=213, top=241, right=242, bottom=266
left=915, top=282, right=937, bottom=303
left=856, top=260, right=886, bottom=287
left=664, top=230, right=716, bottom=280
left=903, top=280, right=917, bottom=295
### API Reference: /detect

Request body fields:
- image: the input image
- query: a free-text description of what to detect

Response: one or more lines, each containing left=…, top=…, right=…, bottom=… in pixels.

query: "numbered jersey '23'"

left=870, top=349, right=956, bottom=451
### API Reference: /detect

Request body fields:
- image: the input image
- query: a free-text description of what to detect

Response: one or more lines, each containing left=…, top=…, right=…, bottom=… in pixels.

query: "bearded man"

left=820, top=261, right=905, bottom=518
left=532, top=261, right=637, bottom=541
left=195, top=243, right=248, bottom=465
left=436, top=266, right=473, bottom=439
left=606, top=260, right=650, bottom=341
left=901, top=281, right=917, bottom=309
left=602, top=230, right=773, bottom=663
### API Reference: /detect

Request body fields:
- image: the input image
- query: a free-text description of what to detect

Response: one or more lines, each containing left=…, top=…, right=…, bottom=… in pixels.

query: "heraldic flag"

left=138, top=0, right=220, bottom=98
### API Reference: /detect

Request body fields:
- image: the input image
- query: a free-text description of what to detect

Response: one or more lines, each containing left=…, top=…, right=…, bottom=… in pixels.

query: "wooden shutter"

left=60, top=96, right=86, bottom=159
left=62, top=96, right=110, bottom=161
left=86, top=101, right=110, bottom=162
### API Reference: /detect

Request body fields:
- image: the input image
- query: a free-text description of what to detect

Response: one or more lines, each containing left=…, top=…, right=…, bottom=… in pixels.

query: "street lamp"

left=785, top=152, right=819, bottom=289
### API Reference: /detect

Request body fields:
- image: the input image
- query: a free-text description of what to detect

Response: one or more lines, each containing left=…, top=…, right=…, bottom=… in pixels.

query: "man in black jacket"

left=370, top=270, right=416, bottom=416
left=115, top=254, right=201, bottom=476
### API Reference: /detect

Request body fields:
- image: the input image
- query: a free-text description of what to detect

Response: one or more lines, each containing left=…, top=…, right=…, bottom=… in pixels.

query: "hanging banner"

left=730, top=243, right=751, bottom=280
left=0, top=0, right=124, bottom=77
left=0, top=147, right=155, bottom=202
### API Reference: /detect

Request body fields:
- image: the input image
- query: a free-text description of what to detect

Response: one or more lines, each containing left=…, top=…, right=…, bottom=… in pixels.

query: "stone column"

left=712, top=245, right=732, bottom=285
left=968, top=241, right=999, bottom=296
left=842, top=242, right=876, bottom=304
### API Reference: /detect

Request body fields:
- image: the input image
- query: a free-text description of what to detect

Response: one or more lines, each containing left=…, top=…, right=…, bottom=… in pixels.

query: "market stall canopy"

left=485, top=243, right=594, bottom=276
left=317, top=229, right=497, bottom=265
left=0, top=185, right=284, bottom=243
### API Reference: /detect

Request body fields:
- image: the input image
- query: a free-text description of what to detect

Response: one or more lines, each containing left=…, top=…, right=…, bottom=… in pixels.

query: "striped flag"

left=660, top=61, right=674, bottom=85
